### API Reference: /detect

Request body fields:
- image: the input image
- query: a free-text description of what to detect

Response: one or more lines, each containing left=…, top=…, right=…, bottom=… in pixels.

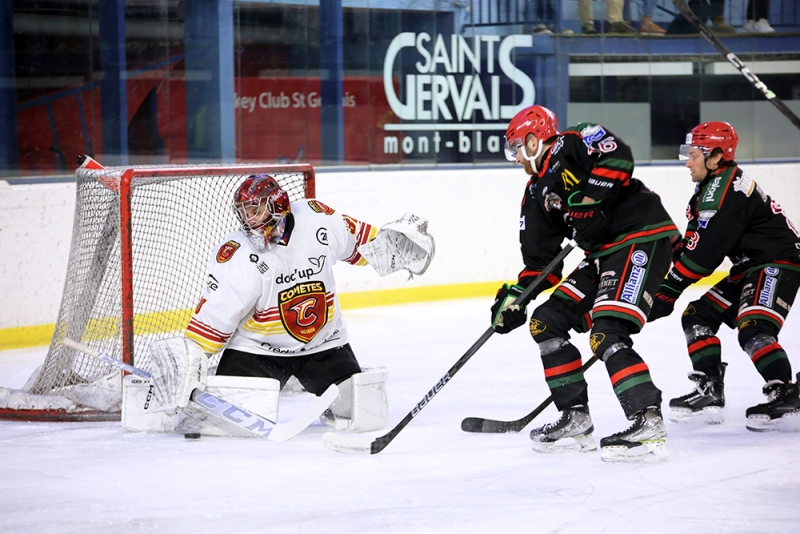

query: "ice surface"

left=1, top=291, right=799, bottom=533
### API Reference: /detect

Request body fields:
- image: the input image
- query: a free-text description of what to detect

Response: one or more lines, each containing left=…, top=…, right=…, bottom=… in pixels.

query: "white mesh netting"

left=0, top=163, right=313, bottom=421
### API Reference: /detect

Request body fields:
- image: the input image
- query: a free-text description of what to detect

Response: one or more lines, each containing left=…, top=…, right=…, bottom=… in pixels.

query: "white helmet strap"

left=523, top=138, right=545, bottom=174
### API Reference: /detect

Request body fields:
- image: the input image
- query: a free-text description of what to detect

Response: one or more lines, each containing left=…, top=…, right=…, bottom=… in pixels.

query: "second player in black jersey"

left=649, top=121, right=800, bottom=431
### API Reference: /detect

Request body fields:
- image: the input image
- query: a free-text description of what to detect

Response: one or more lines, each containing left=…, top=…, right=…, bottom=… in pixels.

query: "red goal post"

left=0, top=161, right=315, bottom=422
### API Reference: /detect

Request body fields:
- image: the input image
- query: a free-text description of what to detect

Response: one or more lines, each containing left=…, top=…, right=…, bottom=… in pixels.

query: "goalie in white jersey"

left=123, top=174, right=435, bottom=437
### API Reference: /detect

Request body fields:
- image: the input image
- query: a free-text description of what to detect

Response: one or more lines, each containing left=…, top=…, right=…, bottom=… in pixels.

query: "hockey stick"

left=62, top=338, right=338, bottom=442
left=672, top=0, right=800, bottom=131
left=322, top=241, right=577, bottom=454
left=461, top=355, right=599, bottom=433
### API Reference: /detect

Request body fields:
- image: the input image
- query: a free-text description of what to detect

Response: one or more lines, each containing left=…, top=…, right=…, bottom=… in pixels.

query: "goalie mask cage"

left=0, top=162, right=315, bottom=422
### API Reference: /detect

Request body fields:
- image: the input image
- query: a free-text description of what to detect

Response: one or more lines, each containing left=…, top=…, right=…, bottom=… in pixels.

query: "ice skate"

left=745, top=375, right=800, bottom=432
left=669, top=363, right=727, bottom=424
left=600, top=406, right=668, bottom=463
left=529, top=405, right=597, bottom=453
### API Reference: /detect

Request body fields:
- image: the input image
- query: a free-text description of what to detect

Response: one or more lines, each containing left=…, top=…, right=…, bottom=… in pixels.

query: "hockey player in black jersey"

left=492, top=105, right=680, bottom=462
left=648, top=121, right=800, bottom=431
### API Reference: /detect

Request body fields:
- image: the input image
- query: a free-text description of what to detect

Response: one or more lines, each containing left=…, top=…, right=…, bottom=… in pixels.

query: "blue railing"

left=463, top=1, right=564, bottom=33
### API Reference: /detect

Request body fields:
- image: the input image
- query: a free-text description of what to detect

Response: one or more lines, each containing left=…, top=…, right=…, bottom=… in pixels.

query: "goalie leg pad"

left=209, top=375, right=280, bottom=426
left=122, top=374, right=281, bottom=437
left=175, top=375, right=281, bottom=437
left=122, top=375, right=174, bottom=432
left=352, top=368, right=389, bottom=431
left=327, top=368, right=388, bottom=432
left=328, top=377, right=354, bottom=427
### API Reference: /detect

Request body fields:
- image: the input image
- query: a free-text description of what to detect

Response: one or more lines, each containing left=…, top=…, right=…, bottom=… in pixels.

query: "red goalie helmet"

left=679, top=121, right=738, bottom=161
left=233, top=174, right=290, bottom=250
left=504, top=105, right=560, bottom=162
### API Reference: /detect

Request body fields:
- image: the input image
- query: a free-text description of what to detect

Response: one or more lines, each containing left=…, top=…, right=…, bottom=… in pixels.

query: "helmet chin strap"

left=703, top=153, right=720, bottom=178
left=521, top=139, right=544, bottom=174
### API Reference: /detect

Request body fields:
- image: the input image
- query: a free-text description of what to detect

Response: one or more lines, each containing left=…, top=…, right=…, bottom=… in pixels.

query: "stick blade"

left=268, top=384, right=338, bottom=443
left=461, top=417, right=487, bottom=433
left=322, top=431, right=375, bottom=454
left=461, top=417, right=520, bottom=433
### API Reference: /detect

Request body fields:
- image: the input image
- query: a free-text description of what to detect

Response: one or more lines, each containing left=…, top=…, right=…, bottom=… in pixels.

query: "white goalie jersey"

left=186, top=199, right=378, bottom=358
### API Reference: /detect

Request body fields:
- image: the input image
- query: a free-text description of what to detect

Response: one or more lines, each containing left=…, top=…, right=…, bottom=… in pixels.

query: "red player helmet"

left=233, top=174, right=290, bottom=250
left=679, top=121, right=738, bottom=161
left=504, top=105, right=560, bottom=164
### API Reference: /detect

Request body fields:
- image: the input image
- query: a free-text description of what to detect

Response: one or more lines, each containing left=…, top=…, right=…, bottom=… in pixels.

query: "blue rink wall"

left=2, top=162, right=799, bottom=350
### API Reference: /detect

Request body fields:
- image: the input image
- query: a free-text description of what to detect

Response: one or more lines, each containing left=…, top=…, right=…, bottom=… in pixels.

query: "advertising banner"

left=16, top=33, right=537, bottom=169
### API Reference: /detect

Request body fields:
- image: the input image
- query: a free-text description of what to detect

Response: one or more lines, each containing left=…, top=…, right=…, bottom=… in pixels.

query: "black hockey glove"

left=491, top=283, right=528, bottom=334
left=648, top=284, right=682, bottom=322
left=567, top=194, right=609, bottom=249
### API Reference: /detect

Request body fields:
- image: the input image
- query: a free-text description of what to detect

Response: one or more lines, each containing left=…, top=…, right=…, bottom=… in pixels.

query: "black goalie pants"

left=216, top=344, right=361, bottom=396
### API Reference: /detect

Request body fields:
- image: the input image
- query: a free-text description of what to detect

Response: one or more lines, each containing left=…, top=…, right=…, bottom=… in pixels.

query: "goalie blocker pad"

left=358, top=213, right=435, bottom=277
left=148, top=337, right=209, bottom=414
left=122, top=374, right=280, bottom=437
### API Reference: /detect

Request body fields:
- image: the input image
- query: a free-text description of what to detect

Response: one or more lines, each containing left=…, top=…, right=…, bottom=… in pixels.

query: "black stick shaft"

left=369, top=242, right=577, bottom=454
left=672, top=0, right=800, bottom=131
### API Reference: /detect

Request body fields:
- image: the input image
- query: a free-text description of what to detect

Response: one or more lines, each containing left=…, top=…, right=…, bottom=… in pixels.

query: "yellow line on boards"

left=0, top=273, right=728, bottom=351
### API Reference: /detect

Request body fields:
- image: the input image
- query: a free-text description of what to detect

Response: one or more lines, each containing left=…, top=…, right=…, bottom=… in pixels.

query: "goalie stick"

left=322, top=241, right=578, bottom=454
left=672, top=0, right=800, bottom=131
left=62, top=338, right=337, bottom=442
left=460, top=356, right=598, bottom=433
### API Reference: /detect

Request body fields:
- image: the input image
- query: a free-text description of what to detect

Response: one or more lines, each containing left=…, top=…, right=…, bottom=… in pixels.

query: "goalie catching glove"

left=358, top=213, right=435, bottom=277
left=148, top=337, right=209, bottom=414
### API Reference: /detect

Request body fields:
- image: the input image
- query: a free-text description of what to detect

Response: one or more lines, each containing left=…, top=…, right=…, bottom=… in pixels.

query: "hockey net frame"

left=0, top=161, right=315, bottom=422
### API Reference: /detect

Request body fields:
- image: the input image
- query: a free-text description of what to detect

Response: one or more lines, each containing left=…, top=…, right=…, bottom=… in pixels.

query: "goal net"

left=0, top=160, right=315, bottom=421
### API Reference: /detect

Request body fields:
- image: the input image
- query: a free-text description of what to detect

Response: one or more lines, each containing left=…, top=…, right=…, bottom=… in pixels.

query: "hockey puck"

left=184, top=433, right=201, bottom=440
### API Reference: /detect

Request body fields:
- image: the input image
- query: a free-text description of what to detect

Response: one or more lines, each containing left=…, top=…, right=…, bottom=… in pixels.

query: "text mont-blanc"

left=383, top=32, right=535, bottom=156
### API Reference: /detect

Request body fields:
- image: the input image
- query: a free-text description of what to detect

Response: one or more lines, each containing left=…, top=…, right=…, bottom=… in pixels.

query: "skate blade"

left=600, top=440, right=668, bottom=463
left=746, top=413, right=800, bottom=432
left=668, top=406, right=724, bottom=425
left=531, top=434, right=597, bottom=453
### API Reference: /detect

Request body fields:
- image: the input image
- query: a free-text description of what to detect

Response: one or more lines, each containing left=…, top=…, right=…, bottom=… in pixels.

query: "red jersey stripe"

left=592, top=167, right=631, bottom=181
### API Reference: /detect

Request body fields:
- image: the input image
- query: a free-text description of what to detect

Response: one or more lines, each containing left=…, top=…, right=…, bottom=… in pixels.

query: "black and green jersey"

left=515, top=123, right=679, bottom=288
left=665, top=163, right=800, bottom=292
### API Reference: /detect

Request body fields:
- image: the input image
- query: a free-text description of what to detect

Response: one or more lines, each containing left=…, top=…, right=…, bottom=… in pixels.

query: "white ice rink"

left=1, top=290, right=799, bottom=533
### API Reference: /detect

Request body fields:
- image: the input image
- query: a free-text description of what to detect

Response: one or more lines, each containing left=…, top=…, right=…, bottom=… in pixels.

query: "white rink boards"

left=4, top=162, right=800, bottom=335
